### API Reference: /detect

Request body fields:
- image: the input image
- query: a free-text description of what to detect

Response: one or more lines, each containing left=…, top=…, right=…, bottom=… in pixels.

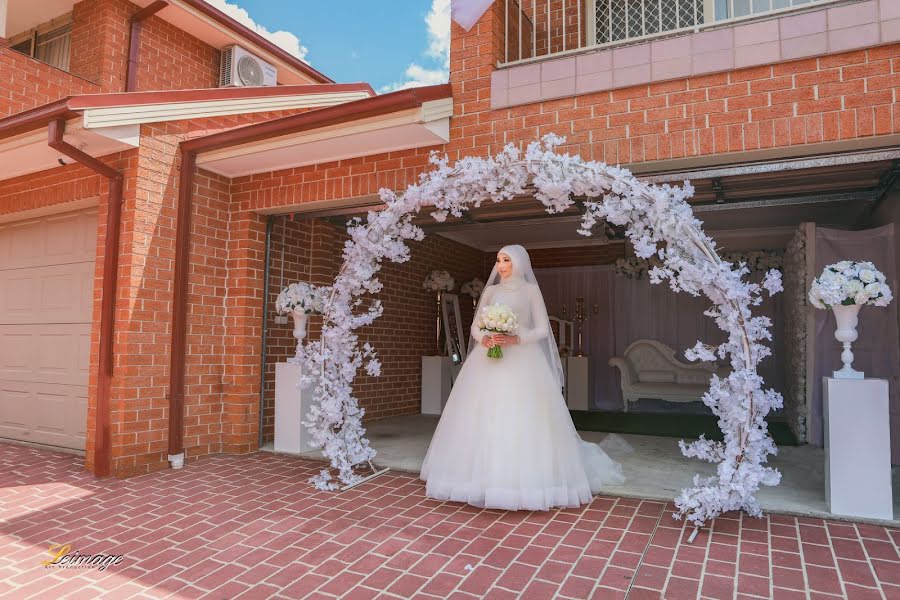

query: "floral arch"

left=294, top=135, right=783, bottom=526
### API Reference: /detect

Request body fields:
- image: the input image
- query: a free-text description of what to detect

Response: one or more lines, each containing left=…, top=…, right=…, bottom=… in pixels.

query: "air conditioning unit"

left=220, top=45, right=277, bottom=87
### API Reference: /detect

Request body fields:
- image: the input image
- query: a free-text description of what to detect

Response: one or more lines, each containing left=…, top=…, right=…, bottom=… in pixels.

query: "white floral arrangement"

left=476, top=303, right=518, bottom=358
left=423, top=269, right=454, bottom=292
left=276, top=282, right=326, bottom=315
left=808, top=261, right=893, bottom=309
left=296, top=133, right=785, bottom=529
left=614, top=250, right=782, bottom=280
left=461, top=278, right=485, bottom=298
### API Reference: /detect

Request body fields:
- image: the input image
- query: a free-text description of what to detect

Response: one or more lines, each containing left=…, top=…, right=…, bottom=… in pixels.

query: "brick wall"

left=260, top=221, right=487, bottom=443
left=130, top=8, right=220, bottom=91
left=69, top=0, right=220, bottom=93
left=0, top=46, right=100, bottom=117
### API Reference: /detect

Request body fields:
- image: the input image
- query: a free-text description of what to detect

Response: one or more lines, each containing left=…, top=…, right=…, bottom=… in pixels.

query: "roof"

left=0, top=84, right=454, bottom=182
left=132, top=0, right=334, bottom=85
left=0, top=83, right=376, bottom=140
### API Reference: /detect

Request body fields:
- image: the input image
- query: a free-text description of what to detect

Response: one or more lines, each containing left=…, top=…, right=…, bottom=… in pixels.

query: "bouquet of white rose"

left=423, top=270, right=455, bottom=292
left=461, top=278, right=485, bottom=298
left=276, top=282, right=326, bottom=315
left=476, top=302, right=518, bottom=358
left=808, top=261, right=893, bottom=309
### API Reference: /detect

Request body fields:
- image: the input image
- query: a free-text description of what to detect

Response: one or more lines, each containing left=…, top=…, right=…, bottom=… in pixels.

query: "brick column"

left=221, top=210, right=267, bottom=454
left=448, top=1, right=505, bottom=158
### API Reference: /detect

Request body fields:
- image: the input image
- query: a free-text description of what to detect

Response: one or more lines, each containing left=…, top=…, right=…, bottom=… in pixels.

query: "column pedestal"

left=566, top=356, right=590, bottom=411
left=823, top=377, right=893, bottom=520
left=421, top=356, right=451, bottom=415
left=274, top=362, right=314, bottom=454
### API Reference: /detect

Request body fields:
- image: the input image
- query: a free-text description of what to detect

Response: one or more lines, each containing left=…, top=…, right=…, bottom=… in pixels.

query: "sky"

left=203, top=0, right=451, bottom=93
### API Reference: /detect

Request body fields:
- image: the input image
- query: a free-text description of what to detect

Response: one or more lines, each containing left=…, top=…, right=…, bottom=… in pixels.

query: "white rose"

left=845, top=280, right=864, bottom=295
left=834, top=261, right=852, bottom=271
left=854, top=292, right=870, bottom=305
left=859, top=269, right=876, bottom=284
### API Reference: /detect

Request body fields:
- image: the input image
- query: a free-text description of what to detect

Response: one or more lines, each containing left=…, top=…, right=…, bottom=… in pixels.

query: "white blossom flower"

left=423, top=269, right=455, bottom=292
left=809, top=261, right=893, bottom=309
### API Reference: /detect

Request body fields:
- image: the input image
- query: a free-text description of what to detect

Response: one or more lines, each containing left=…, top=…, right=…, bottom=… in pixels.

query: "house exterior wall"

left=0, top=46, right=100, bottom=117
left=2, top=0, right=898, bottom=477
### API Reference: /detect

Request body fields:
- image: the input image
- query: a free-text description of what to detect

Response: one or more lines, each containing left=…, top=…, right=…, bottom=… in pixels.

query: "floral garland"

left=294, top=135, right=783, bottom=527
left=809, top=261, right=893, bottom=308
left=614, top=250, right=783, bottom=280
left=782, top=227, right=808, bottom=443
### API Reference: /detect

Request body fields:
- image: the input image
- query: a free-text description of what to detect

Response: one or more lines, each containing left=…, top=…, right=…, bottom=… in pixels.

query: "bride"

left=420, top=244, right=625, bottom=511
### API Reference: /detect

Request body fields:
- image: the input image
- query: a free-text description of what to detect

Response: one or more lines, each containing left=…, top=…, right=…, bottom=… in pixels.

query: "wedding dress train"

left=420, top=248, right=625, bottom=511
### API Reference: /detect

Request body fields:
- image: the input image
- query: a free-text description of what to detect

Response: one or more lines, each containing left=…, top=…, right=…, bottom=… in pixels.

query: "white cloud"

left=203, top=0, right=309, bottom=62
left=380, top=0, right=450, bottom=93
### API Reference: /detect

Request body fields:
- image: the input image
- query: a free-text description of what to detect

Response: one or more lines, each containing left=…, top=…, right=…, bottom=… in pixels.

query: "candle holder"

left=574, top=297, right=586, bottom=357
left=435, top=290, right=444, bottom=355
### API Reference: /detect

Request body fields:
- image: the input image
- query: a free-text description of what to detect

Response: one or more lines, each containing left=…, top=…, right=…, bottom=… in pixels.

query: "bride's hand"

left=492, top=334, right=519, bottom=346
left=480, top=335, right=494, bottom=348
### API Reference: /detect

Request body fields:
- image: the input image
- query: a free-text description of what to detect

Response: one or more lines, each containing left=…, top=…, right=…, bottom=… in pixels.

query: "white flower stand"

left=823, top=377, right=893, bottom=520
left=421, top=356, right=452, bottom=415
left=274, top=362, right=314, bottom=454
left=565, top=356, right=590, bottom=411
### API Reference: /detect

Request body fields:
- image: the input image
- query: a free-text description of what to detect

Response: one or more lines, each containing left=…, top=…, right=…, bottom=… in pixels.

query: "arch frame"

left=293, top=135, right=784, bottom=526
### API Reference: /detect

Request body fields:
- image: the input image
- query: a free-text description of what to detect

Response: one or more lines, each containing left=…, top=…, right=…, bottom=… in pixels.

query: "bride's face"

left=496, top=252, right=513, bottom=279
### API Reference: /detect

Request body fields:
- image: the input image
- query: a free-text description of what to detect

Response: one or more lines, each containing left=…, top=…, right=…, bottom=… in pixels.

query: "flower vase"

left=291, top=310, right=309, bottom=341
left=832, top=304, right=863, bottom=379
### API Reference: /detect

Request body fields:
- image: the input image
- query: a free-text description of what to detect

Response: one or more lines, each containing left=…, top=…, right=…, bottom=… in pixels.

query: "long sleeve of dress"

left=470, top=286, right=493, bottom=342
left=517, top=285, right=550, bottom=344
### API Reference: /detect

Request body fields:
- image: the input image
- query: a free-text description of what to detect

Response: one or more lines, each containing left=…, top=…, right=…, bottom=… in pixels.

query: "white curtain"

left=534, top=266, right=618, bottom=410
left=535, top=265, right=785, bottom=412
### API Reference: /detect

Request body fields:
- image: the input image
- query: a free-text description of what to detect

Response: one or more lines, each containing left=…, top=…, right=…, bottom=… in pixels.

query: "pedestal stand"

left=274, top=362, right=314, bottom=454
left=823, top=377, right=893, bottom=520
left=566, top=356, right=589, bottom=411
left=421, top=356, right=452, bottom=415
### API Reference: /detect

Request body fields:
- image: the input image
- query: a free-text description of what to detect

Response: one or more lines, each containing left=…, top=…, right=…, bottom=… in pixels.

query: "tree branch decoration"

left=293, top=135, right=783, bottom=526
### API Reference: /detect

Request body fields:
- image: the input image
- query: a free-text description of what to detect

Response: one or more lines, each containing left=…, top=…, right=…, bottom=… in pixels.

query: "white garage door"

left=0, top=208, right=96, bottom=451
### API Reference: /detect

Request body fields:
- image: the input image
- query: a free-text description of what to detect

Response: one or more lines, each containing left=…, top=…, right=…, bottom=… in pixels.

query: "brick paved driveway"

left=0, top=443, right=898, bottom=599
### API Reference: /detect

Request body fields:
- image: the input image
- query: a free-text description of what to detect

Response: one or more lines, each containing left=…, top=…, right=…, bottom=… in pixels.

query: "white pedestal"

left=421, top=356, right=452, bottom=415
left=274, top=362, right=314, bottom=454
left=566, top=356, right=590, bottom=411
left=823, top=377, right=893, bottom=520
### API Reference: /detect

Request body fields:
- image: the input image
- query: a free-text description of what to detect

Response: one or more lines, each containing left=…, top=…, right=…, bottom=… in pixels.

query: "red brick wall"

left=0, top=46, right=100, bottom=117
left=131, top=9, right=220, bottom=91
left=260, top=219, right=487, bottom=442
left=453, top=12, right=900, bottom=165
left=69, top=0, right=220, bottom=93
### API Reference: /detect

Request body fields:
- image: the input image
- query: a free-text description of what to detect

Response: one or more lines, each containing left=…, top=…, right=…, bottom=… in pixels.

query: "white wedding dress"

left=420, top=246, right=625, bottom=511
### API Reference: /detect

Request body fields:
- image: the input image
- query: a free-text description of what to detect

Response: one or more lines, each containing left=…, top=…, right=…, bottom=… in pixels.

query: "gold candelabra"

left=574, top=297, right=585, bottom=357
left=435, top=290, right=444, bottom=355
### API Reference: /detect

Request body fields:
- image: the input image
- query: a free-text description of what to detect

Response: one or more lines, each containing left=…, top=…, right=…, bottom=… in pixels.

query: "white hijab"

left=467, top=244, right=565, bottom=389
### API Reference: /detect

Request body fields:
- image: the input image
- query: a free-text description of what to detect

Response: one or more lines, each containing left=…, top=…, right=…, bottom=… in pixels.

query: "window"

left=8, top=17, right=72, bottom=72
left=715, top=0, right=815, bottom=20
left=594, top=0, right=705, bottom=44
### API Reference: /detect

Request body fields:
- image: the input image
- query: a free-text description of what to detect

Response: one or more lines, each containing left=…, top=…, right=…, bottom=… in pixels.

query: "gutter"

left=167, top=84, right=453, bottom=466
left=126, top=1, right=169, bottom=92
left=48, top=119, right=122, bottom=478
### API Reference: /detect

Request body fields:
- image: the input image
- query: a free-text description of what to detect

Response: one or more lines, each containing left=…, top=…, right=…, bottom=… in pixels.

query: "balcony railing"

left=501, top=0, right=843, bottom=65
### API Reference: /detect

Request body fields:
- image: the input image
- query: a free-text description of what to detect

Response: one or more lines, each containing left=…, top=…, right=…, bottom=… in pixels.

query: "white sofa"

left=608, top=339, right=729, bottom=412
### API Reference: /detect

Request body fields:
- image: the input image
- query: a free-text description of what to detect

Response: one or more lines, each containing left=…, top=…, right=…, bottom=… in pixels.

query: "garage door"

left=0, top=208, right=96, bottom=450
